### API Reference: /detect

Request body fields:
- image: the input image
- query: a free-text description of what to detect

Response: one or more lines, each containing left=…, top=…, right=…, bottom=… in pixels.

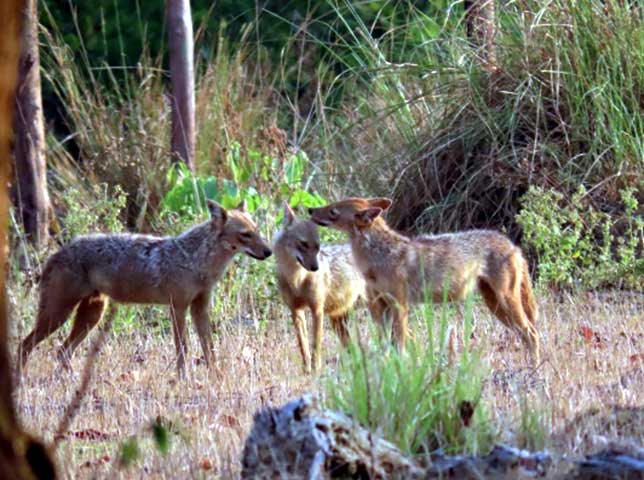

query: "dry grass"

left=9, top=283, right=643, bottom=478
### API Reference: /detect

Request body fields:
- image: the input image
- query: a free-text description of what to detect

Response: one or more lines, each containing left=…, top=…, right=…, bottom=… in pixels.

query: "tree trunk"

left=464, top=0, right=498, bottom=72
left=13, top=0, right=50, bottom=246
left=166, top=0, right=196, bottom=171
left=0, top=0, right=57, bottom=477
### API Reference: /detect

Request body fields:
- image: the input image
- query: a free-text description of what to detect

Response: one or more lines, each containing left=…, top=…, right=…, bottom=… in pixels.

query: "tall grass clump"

left=309, top=0, right=642, bottom=237
left=325, top=296, right=496, bottom=456
left=41, top=14, right=172, bottom=230
left=40, top=8, right=286, bottom=232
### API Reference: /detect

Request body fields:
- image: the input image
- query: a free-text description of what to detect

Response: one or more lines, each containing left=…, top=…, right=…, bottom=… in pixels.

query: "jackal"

left=18, top=201, right=272, bottom=375
left=309, top=197, right=539, bottom=361
left=273, top=202, right=365, bottom=372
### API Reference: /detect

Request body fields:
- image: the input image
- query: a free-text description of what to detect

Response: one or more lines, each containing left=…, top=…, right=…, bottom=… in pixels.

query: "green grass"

left=7, top=0, right=643, bottom=476
left=302, top=0, right=643, bottom=235
left=325, top=298, right=496, bottom=456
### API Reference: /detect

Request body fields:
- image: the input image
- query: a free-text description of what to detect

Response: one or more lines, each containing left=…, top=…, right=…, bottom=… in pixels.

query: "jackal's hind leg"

left=18, top=294, right=80, bottom=371
left=330, top=313, right=350, bottom=346
left=501, top=291, right=540, bottom=363
left=58, top=293, right=108, bottom=367
left=482, top=278, right=539, bottom=363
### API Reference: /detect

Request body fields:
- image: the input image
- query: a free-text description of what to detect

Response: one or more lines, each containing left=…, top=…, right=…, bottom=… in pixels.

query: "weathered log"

left=573, top=447, right=644, bottom=479
left=240, top=395, right=552, bottom=479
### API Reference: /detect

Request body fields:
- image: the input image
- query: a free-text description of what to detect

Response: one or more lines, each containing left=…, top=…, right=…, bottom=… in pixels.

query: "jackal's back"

left=42, top=222, right=230, bottom=305
left=410, top=229, right=522, bottom=301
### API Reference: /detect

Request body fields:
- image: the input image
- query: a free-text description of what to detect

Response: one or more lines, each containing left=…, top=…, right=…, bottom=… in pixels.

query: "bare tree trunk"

left=13, top=0, right=50, bottom=246
left=166, top=0, right=196, bottom=171
left=0, top=0, right=56, bottom=477
left=464, top=0, right=498, bottom=72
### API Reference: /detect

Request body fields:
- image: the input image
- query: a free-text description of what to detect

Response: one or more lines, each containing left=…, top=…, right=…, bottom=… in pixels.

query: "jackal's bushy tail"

left=520, top=258, right=538, bottom=326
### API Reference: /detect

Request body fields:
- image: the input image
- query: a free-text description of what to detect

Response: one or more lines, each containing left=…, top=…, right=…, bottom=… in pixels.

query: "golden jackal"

left=18, top=201, right=272, bottom=375
left=273, top=202, right=365, bottom=372
left=309, top=197, right=539, bottom=361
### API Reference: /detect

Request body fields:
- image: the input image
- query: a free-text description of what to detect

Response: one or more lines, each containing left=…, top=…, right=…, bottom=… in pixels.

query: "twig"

left=54, top=304, right=116, bottom=445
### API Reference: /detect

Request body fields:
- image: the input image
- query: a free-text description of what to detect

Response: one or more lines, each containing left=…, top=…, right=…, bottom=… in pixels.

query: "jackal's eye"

left=329, top=208, right=340, bottom=218
left=240, top=232, right=252, bottom=241
left=299, top=240, right=309, bottom=249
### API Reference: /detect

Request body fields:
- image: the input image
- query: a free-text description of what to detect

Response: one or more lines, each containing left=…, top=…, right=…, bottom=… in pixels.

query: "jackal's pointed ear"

left=207, top=200, right=227, bottom=227
left=237, top=199, right=246, bottom=212
left=355, top=207, right=383, bottom=227
left=282, top=201, right=295, bottom=226
left=368, top=197, right=392, bottom=210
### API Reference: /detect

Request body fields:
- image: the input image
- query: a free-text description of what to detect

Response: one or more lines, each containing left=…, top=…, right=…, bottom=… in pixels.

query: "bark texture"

left=13, top=0, right=50, bottom=246
left=0, top=0, right=57, bottom=477
left=166, top=0, right=196, bottom=171
left=241, top=395, right=552, bottom=479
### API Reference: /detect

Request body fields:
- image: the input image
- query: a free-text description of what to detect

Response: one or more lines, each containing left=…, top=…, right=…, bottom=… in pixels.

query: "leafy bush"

left=325, top=298, right=496, bottom=456
left=59, top=183, right=127, bottom=241
left=161, top=142, right=326, bottom=223
left=517, top=186, right=643, bottom=290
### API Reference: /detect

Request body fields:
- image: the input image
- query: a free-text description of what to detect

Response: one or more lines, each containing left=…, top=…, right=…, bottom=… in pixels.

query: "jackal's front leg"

left=191, top=293, right=215, bottom=369
left=291, top=309, right=311, bottom=373
left=367, top=287, right=386, bottom=328
left=391, top=283, right=409, bottom=351
left=170, top=303, right=189, bottom=376
left=311, top=304, right=325, bottom=372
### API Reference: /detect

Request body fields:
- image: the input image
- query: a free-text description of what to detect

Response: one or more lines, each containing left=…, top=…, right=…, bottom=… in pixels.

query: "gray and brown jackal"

left=274, top=202, right=365, bottom=372
left=18, top=201, right=272, bottom=375
left=309, top=197, right=539, bottom=361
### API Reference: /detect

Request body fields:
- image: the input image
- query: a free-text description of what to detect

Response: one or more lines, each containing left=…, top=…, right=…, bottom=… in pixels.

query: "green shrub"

left=517, top=186, right=643, bottom=290
left=59, top=183, right=127, bottom=241
left=162, top=143, right=324, bottom=218
left=324, top=297, right=496, bottom=456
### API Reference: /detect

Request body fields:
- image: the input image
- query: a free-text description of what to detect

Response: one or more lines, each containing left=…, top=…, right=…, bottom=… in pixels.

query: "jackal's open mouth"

left=247, top=251, right=270, bottom=260
left=312, top=219, right=331, bottom=226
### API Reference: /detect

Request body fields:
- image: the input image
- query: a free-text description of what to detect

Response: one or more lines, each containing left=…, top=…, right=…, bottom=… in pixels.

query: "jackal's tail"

left=520, top=258, right=538, bottom=327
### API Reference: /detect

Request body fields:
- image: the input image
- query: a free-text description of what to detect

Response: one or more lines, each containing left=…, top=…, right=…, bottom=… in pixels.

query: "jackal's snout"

left=308, top=206, right=339, bottom=227
left=246, top=243, right=272, bottom=260
left=296, top=253, right=319, bottom=272
left=309, top=198, right=393, bottom=231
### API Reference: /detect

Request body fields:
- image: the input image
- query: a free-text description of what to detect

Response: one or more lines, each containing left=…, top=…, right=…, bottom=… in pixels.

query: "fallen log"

left=573, top=447, right=644, bottom=479
left=240, top=395, right=552, bottom=479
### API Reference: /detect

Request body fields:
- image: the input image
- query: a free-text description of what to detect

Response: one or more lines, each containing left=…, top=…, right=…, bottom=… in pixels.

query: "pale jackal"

left=274, top=203, right=365, bottom=372
left=18, top=201, right=272, bottom=375
left=309, top=197, right=539, bottom=361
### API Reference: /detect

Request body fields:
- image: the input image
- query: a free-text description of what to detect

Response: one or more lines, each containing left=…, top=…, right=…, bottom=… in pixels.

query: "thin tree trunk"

left=166, top=0, right=196, bottom=171
left=464, top=0, right=498, bottom=72
left=0, top=0, right=56, bottom=477
left=13, top=0, right=50, bottom=246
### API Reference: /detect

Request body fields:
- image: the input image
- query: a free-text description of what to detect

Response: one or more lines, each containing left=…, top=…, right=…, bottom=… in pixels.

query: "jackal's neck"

left=350, top=217, right=409, bottom=258
left=175, top=221, right=214, bottom=253
left=174, top=221, right=235, bottom=277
